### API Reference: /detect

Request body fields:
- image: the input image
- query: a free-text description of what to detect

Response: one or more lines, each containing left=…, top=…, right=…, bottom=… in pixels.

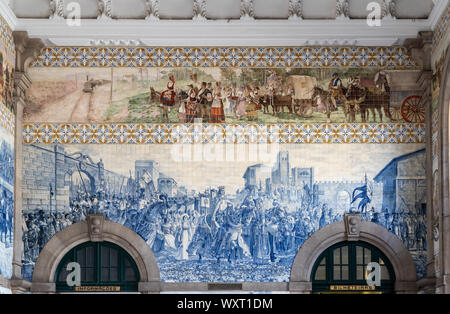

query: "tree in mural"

left=351, top=174, right=373, bottom=214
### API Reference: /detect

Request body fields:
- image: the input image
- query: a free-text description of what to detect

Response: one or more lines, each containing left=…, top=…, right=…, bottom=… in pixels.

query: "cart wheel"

left=401, top=95, right=425, bottom=123
left=389, top=106, right=402, bottom=122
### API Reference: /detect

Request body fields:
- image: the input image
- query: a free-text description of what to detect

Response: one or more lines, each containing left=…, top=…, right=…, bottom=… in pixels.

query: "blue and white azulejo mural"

left=0, top=122, right=14, bottom=280
left=21, top=143, right=427, bottom=282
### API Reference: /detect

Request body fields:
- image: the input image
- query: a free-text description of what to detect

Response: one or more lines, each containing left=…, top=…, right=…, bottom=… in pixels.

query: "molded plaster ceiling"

left=0, top=0, right=447, bottom=47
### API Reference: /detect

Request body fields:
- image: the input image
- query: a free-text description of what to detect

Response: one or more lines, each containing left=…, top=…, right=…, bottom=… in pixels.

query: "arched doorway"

left=55, top=241, right=140, bottom=293
left=31, top=216, right=161, bottom=294
left=311, top=241, right=395, bottom=294
left=289, top=214, right=417, bottom=294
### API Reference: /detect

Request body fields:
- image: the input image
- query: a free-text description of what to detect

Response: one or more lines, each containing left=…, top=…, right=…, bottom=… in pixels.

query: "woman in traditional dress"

left=245, top=85, right=258, bottom=121
left=186, top=90, right=198, bottom=123
left=178, top=101, right=187, bottom=123
left=211, top=84, right=225, bottom=123
left=236, top=88, right=247, bottom=120
left=159, top=75, right=176, bottom=122
left=177, top=214, right=191, bottom=260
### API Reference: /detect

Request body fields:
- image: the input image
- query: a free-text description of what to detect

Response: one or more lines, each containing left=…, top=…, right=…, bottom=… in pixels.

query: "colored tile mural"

left=22, top=44, right=428, bottom=284
left=22, top=123, right=425, bottom=145
left=21, top=143, right=427, bottom=282
left=24, top=67, right=425, bottom=125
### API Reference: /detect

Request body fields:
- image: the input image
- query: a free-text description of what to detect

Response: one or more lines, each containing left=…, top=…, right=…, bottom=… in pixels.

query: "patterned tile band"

left=0, top=15, right=15, bottom=67
left=31, top=46, right=418, bottom=68
left=433, top=3, right=450, bottom=54
left=23, top=123, right=425, bottom=145
left=0, top=104, right=15, bottom=136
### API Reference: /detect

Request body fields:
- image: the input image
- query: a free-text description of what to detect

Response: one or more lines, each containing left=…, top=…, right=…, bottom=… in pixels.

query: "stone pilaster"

left=10, top=31, right=45, bottom=293
left=405, top=31, right=436, bottom=293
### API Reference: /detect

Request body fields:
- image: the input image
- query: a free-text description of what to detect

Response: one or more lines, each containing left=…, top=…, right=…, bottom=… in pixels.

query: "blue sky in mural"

left=22, top=143, right=427, bottom=282
left=0, top=126, right=14, bottom=280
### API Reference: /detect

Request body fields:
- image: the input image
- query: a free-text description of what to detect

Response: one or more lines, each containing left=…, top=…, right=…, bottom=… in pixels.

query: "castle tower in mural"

left=272, top=151, right=290, bottom=186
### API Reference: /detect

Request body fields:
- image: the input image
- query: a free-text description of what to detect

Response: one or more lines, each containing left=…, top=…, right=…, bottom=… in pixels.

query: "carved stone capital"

left=386, top=0, right=397, bottom=19
left=288, top=0, right=303, bottom=20
left=13, top=31, right=45, bottom=72
left=344, top=213, right=362, bottom=241
left=404, top=31, right=433, bottom=71
left=240, top=0, right=254, bottom=21
left=97, top=0, right=112, bottom=20
left=49, top=0, right=64, bottom=20
left=336, top=0, right=350, bottom=20
left=145, top=0, right=160, bottom=21
left=87, top=214, right=105, bottom=242
left=193, top=0, right=207, bottom=21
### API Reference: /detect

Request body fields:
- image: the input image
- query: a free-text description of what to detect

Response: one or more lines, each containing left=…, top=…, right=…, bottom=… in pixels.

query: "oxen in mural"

left=0, top=127, right=14, bottom=280
left=24, top=67, right=426, bottom=124
left=21, top=143, right=427, bottom=282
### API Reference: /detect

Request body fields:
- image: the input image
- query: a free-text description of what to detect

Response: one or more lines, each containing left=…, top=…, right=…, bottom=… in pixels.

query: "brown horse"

left=346, top=85, right=392, bottom=123
left=311, top=87, right=344, bottom=123
left=264, top=94, right=295, bottom=116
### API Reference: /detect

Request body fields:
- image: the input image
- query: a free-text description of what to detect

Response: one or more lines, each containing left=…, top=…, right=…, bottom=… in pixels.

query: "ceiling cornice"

left=429, top=0, right=448, bottom=30
left=1, top=0, right=448, bottom=47
left=0, top=0, right=17, bottom=29
left=14, top=18, right=432, bottom=47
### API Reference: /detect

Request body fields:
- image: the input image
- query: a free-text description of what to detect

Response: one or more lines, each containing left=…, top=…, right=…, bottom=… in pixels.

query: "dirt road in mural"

left=24, top=67, right=426, bottom=124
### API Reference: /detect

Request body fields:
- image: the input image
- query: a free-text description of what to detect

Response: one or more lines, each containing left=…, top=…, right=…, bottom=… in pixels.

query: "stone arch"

left=31, top=215, right=160, bottom=294
left=73, top=168, right=96, bottom=194
left=289, top=214, right=417, bottom=293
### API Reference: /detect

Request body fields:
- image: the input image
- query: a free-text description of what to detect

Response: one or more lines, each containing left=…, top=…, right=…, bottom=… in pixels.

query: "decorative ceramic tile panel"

left=0, top=15, right=15, bottom=67
left=0, top=103, right=14, bottom=136
left=30, top=46, right=418, bottom=69
left=433, top=3, right=450, bottom=54
left=22, top=123, right=425, bottom=145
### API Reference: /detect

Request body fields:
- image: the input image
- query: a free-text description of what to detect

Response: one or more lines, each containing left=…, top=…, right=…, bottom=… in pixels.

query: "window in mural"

left=24, top=67, right=425, bottom=124
left=21, top=143, right=427, bottom=282
left=311, top=241, right=395, bottom=294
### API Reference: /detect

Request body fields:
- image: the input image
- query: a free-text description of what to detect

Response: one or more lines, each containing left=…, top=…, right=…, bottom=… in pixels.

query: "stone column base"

left=9, top=279, right=31, bottom=294
left=288, top=281, right=312, bottom=294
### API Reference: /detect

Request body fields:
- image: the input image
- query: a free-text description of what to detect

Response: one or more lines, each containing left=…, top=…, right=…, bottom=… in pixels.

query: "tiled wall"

left=0, top=14, right=14, bottom=292
left=21, top=45, right=428, bottom=283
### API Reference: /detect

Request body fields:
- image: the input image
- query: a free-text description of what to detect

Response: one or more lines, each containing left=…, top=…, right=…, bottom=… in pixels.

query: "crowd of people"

left=0, top=140, right=13, bottom=186
left=0, top=138, right=14, bottom=254
left=0, top=51, right=15, bottom=114
left=22, top=175, right=427, bottom=267
left=157, top=73, right=273, bottom=123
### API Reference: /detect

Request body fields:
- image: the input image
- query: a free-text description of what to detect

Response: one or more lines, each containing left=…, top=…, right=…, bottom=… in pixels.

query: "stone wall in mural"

left=24, top=67, right=425, bottom=124
left=0, top=125, right=14, bottom=280
left=21, top=143, right=427, bottom=282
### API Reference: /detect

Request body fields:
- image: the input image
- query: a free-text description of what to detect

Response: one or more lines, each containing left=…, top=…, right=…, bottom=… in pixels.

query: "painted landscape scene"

left=24, top=67, right=425, bottom=124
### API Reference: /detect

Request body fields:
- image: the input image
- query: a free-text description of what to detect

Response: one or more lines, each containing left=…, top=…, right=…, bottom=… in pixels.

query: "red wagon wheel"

left=389, top=106, right=402, bottom=122
left=401, top=95, right=425, bottom=123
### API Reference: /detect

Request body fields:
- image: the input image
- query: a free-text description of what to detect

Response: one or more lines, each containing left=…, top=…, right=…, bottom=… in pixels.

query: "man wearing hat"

left=328, top=72, right=343, bottom=111
left=160, top=75, right=176, bottom=122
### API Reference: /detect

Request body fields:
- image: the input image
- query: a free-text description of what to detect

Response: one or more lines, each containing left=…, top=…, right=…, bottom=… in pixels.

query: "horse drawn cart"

left=265, top=75, right=317, bottom=118
left=389, top=92, right=425, bottom=123
left=357, top=76, right=425, bottom=124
